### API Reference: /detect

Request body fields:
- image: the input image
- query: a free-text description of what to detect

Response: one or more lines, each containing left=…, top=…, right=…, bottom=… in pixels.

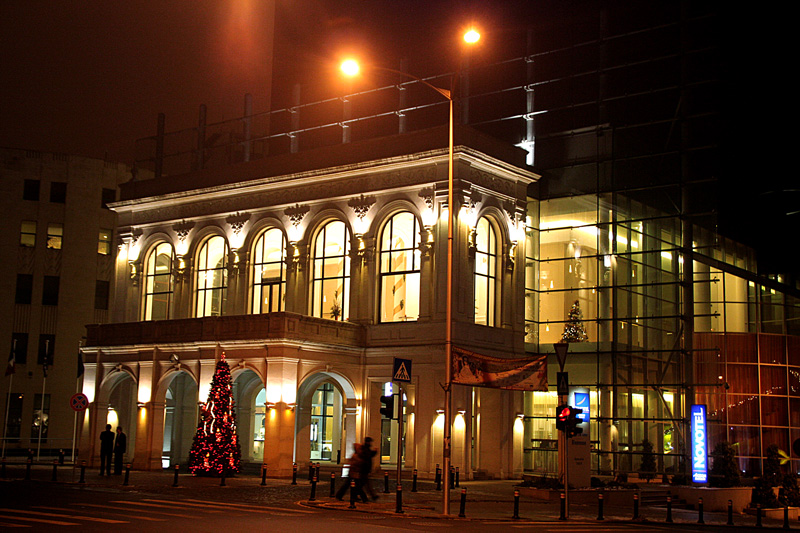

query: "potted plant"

left=639, top=439, right=656, bottom=483
left=709, top=441, right=740, bottom=488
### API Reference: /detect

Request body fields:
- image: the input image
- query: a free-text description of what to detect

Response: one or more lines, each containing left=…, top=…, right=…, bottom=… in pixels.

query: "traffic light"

left=555, top=405, right=570, bottom=431
left=380, top=395, right=394, bottom=419
left=566, top=407, right=583, bottom=437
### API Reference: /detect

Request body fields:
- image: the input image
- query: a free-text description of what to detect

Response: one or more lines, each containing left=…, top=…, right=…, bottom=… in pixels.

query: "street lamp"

left=340, top=28, right=479, bottom=516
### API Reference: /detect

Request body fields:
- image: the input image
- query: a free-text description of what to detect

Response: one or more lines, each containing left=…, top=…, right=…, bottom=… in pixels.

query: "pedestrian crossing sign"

left=393, top=358, right=412, bottom=382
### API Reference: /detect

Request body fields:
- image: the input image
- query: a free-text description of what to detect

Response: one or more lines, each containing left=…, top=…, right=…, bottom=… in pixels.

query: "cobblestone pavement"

left=1, top=462, right=797, bottom=529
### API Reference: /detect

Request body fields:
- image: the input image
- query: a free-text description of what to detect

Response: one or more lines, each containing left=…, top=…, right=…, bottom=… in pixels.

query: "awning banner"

left=452, top=346, right=548, bottom=391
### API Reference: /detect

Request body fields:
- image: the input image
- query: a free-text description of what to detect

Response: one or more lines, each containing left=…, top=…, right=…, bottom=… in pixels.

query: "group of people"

left=335, top=436, right=378, bottom=502
left=99, top=424, right=126, bottom=475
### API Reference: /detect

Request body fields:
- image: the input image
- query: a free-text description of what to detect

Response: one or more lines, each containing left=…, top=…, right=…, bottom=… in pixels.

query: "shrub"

left=639, top=439, right=657, bottom=482
left=709, top=441, right=740, bottom=488
left=751, top=445, right=781, bottom=508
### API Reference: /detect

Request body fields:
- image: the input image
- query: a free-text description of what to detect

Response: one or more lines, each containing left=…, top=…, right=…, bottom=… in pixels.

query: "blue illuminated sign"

left=690, top=404, right=708, bottom=484
left=574, top=392, right=590, bottom=423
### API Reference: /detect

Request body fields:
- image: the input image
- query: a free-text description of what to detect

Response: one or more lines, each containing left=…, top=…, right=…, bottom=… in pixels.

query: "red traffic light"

left=558, top=406, right=571, bottom=422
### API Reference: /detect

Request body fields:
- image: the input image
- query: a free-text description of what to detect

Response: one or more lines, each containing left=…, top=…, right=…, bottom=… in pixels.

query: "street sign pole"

left=554, top=343, right=570, bottom=517
left=396, top=383, right=404, bottom=487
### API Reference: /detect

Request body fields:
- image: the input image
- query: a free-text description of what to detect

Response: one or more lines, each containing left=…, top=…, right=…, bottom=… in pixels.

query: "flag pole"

left=2, top=339, right=16, bottom=458
left=37, top=339, right=49, bottom=461
left=71, top=341, right=84, bottom=462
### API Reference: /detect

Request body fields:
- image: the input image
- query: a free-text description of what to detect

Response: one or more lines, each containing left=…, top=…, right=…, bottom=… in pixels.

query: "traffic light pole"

left=396, top=385, right=404, bottom=487
left=561, top=396, right=569, bottom=519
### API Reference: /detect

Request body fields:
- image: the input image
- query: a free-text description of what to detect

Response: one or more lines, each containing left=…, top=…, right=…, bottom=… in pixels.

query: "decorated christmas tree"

left=561, top=300, right=589, bottom=342
left=188, top=354, right=241, bottom=476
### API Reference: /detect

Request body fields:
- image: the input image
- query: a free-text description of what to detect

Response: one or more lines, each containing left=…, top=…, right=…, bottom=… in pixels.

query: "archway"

left=161, top=372, right=198, bottom=468
left=296, top=372, right=358, bottom=465
left=106, top=373, right=137, bottom=466
left=232, top=369, right=265, bottom=464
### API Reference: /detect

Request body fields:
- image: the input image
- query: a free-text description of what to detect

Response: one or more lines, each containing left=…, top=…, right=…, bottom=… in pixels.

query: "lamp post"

left=341, top=28, right=478, bottom=515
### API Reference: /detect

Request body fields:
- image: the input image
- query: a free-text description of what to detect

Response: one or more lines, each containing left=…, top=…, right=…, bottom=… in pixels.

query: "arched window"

left=474, top=216, right=497, bottom=326
left=143, top=242, right=174, bottom=321
left=251, top=228, right=287, bottom=313
left=311, top=221, right=350, bottom=321
left=195, top=235, right=228, bottom=317
left=379, top=211, right=420, bottom=322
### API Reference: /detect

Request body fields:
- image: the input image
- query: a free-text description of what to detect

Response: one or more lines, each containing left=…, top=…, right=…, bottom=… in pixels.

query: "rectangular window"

left=95, top=280, right=110, bottom=310
left=11, top=333, right=28, bottom=366
left=47, top=223, right=63, bottom=249
left=5, top=393, right=23, bottom=442
left=98, top=228, right=112, bottom=255
left=32, top=393, right=50, bottom=442
left=101, top=188, right=116, bottom=208
left=20, top=220, right=36, bottom=247
left=23, top=179, right=40, bottom=201
left=50, top=182, right=67, bottom=203
left=37, top=334, right=55, bottom=366
left=15, top=274, right=33, bottom=305
left=42, top=276, right=59, bottom=306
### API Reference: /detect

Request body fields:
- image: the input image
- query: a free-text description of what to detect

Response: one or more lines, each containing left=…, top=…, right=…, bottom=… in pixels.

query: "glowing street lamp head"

left=340, top=59, right=360, bottom=77
left=463, top=28, right=480, bottom=44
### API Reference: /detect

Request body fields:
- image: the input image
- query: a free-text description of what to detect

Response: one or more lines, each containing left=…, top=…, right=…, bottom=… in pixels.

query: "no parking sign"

left=70, top=393, right=89, bottom=411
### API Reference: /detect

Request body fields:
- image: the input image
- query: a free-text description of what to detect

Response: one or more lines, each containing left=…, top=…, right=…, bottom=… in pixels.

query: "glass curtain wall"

left=524, top=192, right=685, bottom=476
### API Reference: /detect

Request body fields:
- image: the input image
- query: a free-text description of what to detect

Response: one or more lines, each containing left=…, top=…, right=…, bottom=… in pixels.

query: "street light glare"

left=463, top=28, right=480, bottom=44
left=340, top=59, right=360, bottom=77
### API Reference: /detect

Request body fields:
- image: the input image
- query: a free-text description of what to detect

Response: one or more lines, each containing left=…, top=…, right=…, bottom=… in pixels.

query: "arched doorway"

left=106, top=373, right=137, bottom=465
left=161, top=372, right=198, bottom=468
left=232, top=369, right=266, bottom=464
left=296, top=372, right=357, bottom=465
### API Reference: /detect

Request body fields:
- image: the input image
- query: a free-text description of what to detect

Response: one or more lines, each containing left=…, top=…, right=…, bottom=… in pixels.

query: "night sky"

left=1, top=2, right=795, bottom=276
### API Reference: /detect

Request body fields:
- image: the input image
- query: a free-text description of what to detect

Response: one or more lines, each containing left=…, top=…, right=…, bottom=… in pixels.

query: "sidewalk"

left=1, top=462, right=796, bottom=529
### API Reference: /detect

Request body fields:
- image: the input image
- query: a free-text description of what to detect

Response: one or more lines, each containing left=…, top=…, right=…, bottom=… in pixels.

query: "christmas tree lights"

left=188, top=353, right=241, bottom=476
left=561, top=300, right=589, bottom=343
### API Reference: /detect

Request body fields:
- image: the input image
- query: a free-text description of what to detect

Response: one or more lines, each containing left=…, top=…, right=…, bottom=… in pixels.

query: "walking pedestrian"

left=335, top=443, right=367, bottom=502
left=99, top=424, right=114, bottom=476
left=360, top=437, right=378, bottom=501
left=113, top=427, right=127, bottom=475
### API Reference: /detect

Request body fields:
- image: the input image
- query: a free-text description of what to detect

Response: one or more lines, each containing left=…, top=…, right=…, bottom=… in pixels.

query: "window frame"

left=251, top=228, right=287, bottom=314
left=195, top=236, right=228, bottom=317
left=311, top=220, right=351, bottom=321
left=474, top=216, right=498, bottom=326
left=143, top=242, right=175, bottom=321
left=378, top=211, right=421, bottom=323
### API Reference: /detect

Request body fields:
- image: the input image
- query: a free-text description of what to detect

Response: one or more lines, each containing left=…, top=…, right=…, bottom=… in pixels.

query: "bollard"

left=291, top=462, right=298, bottom=485
left=449, top=466, right=455, bottom=489
left=316, top=463, right=321, bottom=482
left=25, top=458, right=32, bottom=480
left=58, top=449, right=65, bottom=465
left=384, top=471, right=390, bottom=493
left=411, top=469, right=418, bottom=492
left=52, top=460, right=58, bottom=482
left=330, top=472, right=336, bottom=498
left=597, top=491, right=604, bottom=521
left=220, top=471, right=226, bottom=486
left=261, top=464, right=267, bottom=486
left=79, top=461, right=86, bottom=484
left=727, top=499, right=733, bottom=526
left=513, top=489, right=520, bottom=519
left=349, top=480, right=357, bottom=509
left=458, top=487, right=467, bottom=518
left=560, top=491, right=566, bottom=520
left=697, top=497, right=704, bottom=524
left=124, top=464, right=131, bottom=486
left=633, top=492, right=639, bottom=520
left=666, top=495, right=673, bottom=523
left=1, top=457, right=5, bottom=478
left=455, top=466, right=460, bottom=487
left=435, top=464, right=441, bottom=490
left=785, top=504, right=790, bottom=530
left=172, top=464, right=179, bottom=487
left=756, top=503, right=762, bottom=528
left=308, top=462, right=314, bottom=482
left=309, top=476, right=317, bottom=501
left=395, top=483, right=403, bottom=514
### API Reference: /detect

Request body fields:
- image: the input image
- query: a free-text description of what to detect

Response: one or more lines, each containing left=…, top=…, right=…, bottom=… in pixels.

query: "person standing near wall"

left=113, top=427, right=127, bottom=475
left=99, top=424, right=114, bottom=475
